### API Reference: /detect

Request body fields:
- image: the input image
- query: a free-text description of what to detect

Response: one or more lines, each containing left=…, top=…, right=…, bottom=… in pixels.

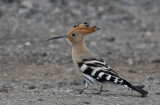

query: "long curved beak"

left=46, top=35, right=68, bottom=41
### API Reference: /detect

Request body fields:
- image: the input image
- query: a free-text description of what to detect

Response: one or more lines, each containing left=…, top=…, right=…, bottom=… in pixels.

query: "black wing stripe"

left=98, top=73, right=107, bottom=82
left=83, top=67, right=93, bottom=75
left=103, top=70, right=119, bottom=77
left=78, top=59, right=149, bottom=96
left=82, top=58, right=109, bottom=68
left=78, top=62, right=83, bottom=67
left=94, top=70, right=104, bottom=77
left=78, top=58, right=123, bottom=84
left=110, top=76, right=115, bottom=82
left=94, top=70, right=117, bottom=83
left=93, top=70, right=124, bottom=84
left=78, top=62, right=93, bottom=75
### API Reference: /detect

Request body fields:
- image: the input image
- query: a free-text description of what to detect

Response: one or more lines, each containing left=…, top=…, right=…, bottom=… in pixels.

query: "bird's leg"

left=79, top=80, right=88, bottom=94
left=80, top=84, right=110, bottom=94
left=79, top=81, right=101, bottom=94
left=94, top=85, right=103, bottom=94
left=80, top=83, right=102, bottom=94
left=93, top=85, right=109, bottom=94
left=84, top=85, right=103, bottom=94
left=90, top=85, right=110, bottom=94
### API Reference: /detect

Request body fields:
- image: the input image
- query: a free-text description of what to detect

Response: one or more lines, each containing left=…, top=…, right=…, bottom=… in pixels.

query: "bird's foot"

left=79, top=89, right=109, bottom=94
left=79, top=87, right=87, bottom=94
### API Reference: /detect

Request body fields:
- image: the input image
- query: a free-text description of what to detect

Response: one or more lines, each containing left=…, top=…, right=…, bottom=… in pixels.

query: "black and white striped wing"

left=78, top=58, right=149, bottom=96
left=78, top=58, right=123, bottom=84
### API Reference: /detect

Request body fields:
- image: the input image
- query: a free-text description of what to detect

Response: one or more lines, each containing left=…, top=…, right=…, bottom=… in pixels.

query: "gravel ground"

left=0, top=0, right=160, bottom=105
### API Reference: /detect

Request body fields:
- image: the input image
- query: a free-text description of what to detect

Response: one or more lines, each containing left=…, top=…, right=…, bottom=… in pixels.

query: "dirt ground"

left=0, top=0, right=160, bottom=105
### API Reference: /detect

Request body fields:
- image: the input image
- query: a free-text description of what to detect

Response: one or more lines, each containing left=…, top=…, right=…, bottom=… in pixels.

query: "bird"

left=47, top=22, right=148, bottom=97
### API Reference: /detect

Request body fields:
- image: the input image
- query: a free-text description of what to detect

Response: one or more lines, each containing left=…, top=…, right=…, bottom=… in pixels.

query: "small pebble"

left=104, top=37, right=115, bottom=42
left=84, top=102, right=90, bottom=104
left=0, top=88, right=8, bottom=93
left=25, top=41, right=31, bottom=46
left=38, top=99, right=44, bottom=101
left=152, top=59, right=160, bottom=63
left=155, top=92, right=160, bottom=95
left=57, top=81, right=66, bottom=87
left=20, top=1, right=33, bottom=9
left=148, top=77, right=155, bottom=81
left=41, top=52, right=47, bottom=57
left=126, top=58, right=134, bottom=65
left=42, top=84, right=53, bottom=89
left=128, top=69, right=137, bottom=73
left=28, top=85, right=36, bottom=89
left=145, top=31, right=152, bottom=36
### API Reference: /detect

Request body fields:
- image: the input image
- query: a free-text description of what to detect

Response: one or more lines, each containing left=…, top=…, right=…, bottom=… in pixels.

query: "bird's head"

left=47, top=22, right=100, bottom=45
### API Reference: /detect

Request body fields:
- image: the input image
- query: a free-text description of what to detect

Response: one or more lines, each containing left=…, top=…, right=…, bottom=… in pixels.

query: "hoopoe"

left=47, top=22, right=148, bottom=97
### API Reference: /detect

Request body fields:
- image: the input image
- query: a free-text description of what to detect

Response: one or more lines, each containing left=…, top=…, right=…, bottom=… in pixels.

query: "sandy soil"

left=0, top=0, right=160, bottom=105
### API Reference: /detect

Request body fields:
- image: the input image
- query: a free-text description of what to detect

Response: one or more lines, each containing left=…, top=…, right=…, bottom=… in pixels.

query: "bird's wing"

left=78, top=58, right=149, bottom=97
left=78, top=58, right=123, bottom=84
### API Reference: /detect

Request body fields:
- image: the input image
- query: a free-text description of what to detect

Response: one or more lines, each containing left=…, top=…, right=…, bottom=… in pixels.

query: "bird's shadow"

left=104, top=93, right=142, bottom=98
left=74, top=89, right=146, bottom=98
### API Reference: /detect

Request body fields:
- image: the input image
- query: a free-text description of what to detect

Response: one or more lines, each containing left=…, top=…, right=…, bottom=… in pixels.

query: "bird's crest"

left=67, top=22, right=100, bottom=35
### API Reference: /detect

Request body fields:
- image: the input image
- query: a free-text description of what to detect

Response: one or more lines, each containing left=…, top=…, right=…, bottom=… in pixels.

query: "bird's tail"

left=121, top=80, right=148, bottom=97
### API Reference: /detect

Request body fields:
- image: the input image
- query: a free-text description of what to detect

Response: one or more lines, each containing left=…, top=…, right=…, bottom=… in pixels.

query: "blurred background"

left=0, top=0, right=160, bottom=105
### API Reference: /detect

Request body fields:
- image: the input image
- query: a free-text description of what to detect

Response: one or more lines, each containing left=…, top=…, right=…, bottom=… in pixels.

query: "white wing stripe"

left=106, top=75, right=111, bottom=80
left=91, top=68, right=102, bottom=76
left=80, top=64, right=88, bottom=72
left=114, top=77, right=118, bottom=83
left=98, top=72, right=105, bottom=78
left=84, top=60, right=105, bottom=65
left=91, top=67, right=108, bottom=70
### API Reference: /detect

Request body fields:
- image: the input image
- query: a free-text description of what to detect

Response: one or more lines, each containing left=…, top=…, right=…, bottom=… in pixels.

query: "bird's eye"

left=71, top=34, right=76, bottom=37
